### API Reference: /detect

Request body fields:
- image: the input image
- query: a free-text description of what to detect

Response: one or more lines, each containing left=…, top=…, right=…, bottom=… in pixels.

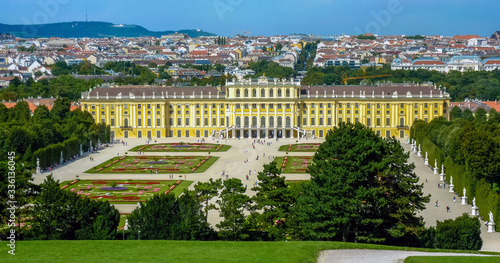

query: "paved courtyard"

left=33, top=136, right=500, bottom=256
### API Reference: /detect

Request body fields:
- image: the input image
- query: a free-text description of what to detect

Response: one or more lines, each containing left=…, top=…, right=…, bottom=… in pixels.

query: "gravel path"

left=317, top=249, right=494, bottom=263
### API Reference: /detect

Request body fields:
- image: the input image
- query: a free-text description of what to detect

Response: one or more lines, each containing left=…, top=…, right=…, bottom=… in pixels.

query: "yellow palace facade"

left=81, top=76, right=450, bottom=140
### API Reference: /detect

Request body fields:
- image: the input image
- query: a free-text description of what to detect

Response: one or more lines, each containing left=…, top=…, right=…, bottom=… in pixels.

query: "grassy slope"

left=2, top=241, right=499, bottom=263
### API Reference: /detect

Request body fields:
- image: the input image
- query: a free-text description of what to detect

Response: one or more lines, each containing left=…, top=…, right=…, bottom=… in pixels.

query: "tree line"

left=0, top=97, right=109, bottom=170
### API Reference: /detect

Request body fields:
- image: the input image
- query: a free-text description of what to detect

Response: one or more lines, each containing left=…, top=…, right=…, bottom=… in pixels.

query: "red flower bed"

left=70, top=180, right=79, bottom=185
left=176, top=180, right=182, bottom=185
left=61, top=185, right=69, bottom=189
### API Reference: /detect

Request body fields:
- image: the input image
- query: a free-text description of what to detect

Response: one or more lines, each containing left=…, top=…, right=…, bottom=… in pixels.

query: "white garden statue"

left=473, top=197, right=476, bottom=207
left=463, top=187, right=466, bottom=197
left=490, top=211, right=494, bottom=223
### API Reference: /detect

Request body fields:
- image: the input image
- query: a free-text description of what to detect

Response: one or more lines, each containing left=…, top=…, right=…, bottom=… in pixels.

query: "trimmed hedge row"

left=34, top=137, right=80, bottom=168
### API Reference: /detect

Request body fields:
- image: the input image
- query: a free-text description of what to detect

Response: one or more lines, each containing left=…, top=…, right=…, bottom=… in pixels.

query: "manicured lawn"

left=2, top=241, right=498, bottom=263
left=279, top=143, right=320, bottom=152
left=130, top=143, right=231, bottom=152
left=275, top=156, right=313, bottom=173
left=59, top=180, right=192, bottom=203
left=84, top=155, right=218, bottom=174
left=405, top=256, right=500, bottom=263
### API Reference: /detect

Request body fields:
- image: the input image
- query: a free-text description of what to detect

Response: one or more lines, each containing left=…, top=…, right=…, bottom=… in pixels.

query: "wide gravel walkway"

left=318, top=249, right=495, bottom=263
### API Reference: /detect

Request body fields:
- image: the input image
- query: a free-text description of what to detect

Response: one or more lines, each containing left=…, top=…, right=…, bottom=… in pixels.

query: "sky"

left=1, top=0, right=498, bottom=37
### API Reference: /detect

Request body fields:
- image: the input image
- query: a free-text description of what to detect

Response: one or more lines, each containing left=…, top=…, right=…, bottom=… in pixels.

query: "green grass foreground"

left=2, top=241, right=499, bottom=263
left=405, top=256, right=500, bottom=263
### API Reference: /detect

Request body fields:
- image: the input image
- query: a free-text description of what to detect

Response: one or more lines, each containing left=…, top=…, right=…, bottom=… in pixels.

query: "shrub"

left=434, top=213, right=482, bottom=250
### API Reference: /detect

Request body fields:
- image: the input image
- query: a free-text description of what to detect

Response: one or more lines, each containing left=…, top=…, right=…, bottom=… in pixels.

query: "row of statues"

left=408, top=137, right=494, bottom=231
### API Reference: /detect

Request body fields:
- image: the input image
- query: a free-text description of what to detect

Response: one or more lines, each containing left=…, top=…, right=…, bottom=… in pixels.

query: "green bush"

left=434, top=213, right=482, bottom=250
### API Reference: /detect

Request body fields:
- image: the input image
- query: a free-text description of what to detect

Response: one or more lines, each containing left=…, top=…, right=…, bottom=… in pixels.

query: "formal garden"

left=274, top=156, right=313, bottom=173
left=59, top=180, right=192, bottom=203
left=85, top=155, right=218, bottom=174
left=130, top=142, right=231, bottom=152
left=278, top=143, right=321, bottom=152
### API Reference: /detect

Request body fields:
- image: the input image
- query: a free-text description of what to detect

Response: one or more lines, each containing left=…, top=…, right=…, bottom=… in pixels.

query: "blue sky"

left=1, top=0, right=498, bottom=36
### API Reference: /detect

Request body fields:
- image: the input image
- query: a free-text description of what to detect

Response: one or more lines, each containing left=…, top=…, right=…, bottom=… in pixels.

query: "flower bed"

left=130, top=143, right=230, bottom=152
left=60, top=180, right=192, bottom=203
left=277, top=156, right=313, bottom=174
left=87, top=155, right=217, bottom=174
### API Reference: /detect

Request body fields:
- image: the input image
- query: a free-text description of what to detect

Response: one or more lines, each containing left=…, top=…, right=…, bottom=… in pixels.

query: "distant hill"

left=0, top=21, right=216, bottom=38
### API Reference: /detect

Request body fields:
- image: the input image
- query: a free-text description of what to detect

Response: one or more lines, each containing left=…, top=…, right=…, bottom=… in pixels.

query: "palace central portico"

left=81, top=76, right=450, bottom=140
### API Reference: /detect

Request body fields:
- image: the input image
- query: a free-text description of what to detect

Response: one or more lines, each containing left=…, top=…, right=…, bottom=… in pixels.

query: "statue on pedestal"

left=490, top=211, right=494, bottom=223
left=473, top=197, right=476, bottom=207
left=463, top=187, right=466, bottom=197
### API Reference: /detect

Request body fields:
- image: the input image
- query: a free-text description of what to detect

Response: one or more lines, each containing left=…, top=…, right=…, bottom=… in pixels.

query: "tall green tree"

left=474, top=108, right=487, bottom=122
left=450, top=106, right=463, bottom=119
left=252, top=161, right=298, bottom=240
left=9, top=101, right=31, bottom=123
left=51, top=97, right=71, bottom=120
left=27, top=176, right=119, bottom=240
left=194, top=178, right=222, bottom=223
left=127, top=191, right=214, bottom=240
left=216, top=178, right=252, bottom=241
left=296, top=122, right=428, bottom=244
left=32, top=105, right=50, bottom=123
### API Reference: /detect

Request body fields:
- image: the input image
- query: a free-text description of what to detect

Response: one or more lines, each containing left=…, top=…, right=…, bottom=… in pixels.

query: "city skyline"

left=2, top=0, right=498, bottom=37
